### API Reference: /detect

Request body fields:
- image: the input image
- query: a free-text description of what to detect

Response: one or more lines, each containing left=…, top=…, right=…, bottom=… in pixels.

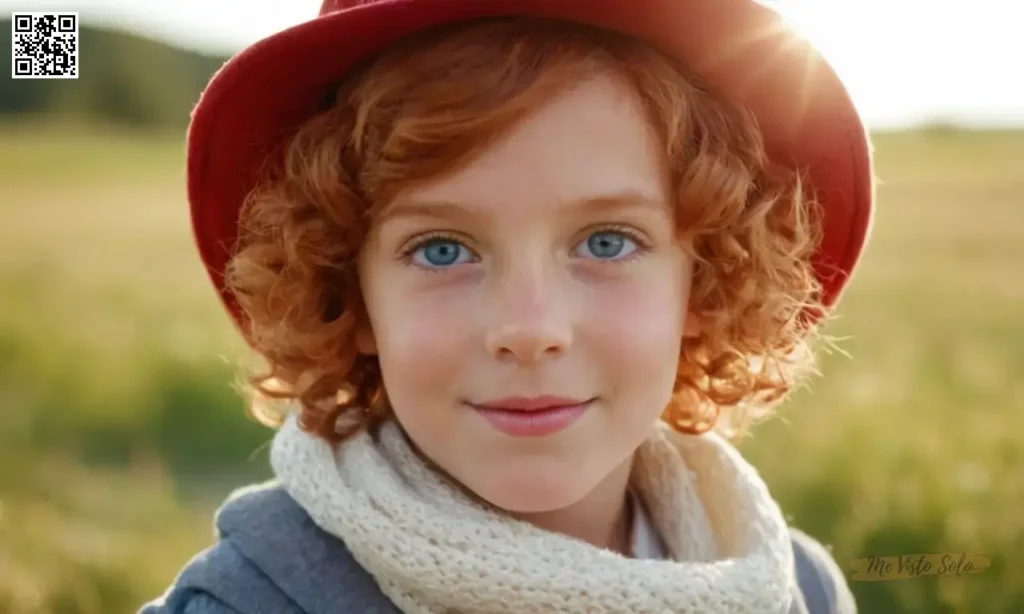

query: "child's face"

left=358, top=72, right=693, bottom=513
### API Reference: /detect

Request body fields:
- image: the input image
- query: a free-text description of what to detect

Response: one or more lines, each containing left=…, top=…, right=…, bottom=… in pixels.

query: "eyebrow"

left=378, top=189, right=667, bottom=223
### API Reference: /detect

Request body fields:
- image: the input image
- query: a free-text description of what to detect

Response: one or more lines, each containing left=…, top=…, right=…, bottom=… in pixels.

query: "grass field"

left=1, top=123, right=1022, bottom=613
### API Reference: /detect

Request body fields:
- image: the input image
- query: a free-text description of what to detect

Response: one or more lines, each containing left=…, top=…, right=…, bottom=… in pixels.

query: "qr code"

left=11, top=12, right=79, bottom=79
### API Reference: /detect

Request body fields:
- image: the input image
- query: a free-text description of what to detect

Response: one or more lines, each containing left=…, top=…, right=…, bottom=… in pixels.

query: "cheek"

left=369, top=286, right=473, bottom=403
left=586, top=265, right=688, bottom=392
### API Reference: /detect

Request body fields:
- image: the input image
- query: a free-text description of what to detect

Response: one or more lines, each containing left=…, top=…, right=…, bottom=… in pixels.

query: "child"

left=145, top=0, right=872, bottom=612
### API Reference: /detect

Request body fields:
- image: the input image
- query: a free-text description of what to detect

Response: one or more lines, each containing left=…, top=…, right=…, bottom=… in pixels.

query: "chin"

left=463, top=462, right=599, bottom=514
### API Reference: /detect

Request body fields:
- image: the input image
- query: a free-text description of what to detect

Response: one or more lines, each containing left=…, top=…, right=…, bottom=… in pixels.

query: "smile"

left=468, top=395, right=595, bottom=437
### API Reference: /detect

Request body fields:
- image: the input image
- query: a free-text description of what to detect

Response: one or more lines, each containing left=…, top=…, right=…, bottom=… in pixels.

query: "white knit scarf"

left=271, top=414, right=797, bottom=614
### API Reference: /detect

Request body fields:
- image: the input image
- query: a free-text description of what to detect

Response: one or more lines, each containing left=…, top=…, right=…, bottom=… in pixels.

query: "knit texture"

left=271, top=414, right=796, bottom=614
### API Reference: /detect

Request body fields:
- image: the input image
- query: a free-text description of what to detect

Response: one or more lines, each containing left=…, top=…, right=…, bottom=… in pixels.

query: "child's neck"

left=510, top=455, right=635, bottom=556
left=403, top=429, right=636, bottom=554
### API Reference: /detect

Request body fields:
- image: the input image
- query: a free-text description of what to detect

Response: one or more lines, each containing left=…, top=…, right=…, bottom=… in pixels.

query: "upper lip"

left=470, top=395, right=592, bottom=412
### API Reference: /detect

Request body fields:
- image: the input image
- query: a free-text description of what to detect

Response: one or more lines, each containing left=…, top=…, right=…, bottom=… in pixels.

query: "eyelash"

left=398, top=231, right=473, bottom=261
left=398, top=224, right=651, bottom=271
left=583, top=224, right=650, bottom=263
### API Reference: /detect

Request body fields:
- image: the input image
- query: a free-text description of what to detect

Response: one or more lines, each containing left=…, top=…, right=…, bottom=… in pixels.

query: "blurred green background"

left=2, top=16, right=1023, bottom=614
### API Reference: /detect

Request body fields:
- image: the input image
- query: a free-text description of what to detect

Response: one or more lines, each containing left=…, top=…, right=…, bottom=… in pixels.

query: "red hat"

left=188, top=0, right=873, bottom=338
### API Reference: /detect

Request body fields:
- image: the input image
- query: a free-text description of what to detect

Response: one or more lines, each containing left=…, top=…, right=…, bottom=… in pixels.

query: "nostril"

left=485, top=321, right=572, bottom=363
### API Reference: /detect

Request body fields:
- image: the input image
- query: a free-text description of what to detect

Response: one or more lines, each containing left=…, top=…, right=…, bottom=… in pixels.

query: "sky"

left=6, top=0, right=1023, bottom=128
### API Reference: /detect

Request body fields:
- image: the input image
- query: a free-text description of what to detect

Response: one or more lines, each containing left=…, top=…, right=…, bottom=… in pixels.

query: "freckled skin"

left=358, top=73, right=693, bottom=545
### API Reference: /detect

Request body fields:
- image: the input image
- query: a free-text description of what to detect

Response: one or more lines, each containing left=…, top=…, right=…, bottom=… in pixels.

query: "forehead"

left=382, top=73, right=670, bottom=221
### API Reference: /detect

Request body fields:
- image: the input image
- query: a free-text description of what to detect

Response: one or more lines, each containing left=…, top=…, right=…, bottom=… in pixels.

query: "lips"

left=471, top=395, right=591, bottom=412
left=468, top=395, right=594, bottom=437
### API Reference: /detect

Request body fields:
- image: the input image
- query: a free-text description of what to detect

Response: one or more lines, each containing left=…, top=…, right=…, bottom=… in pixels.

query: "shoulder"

left=136, top=537, right=296, bottom=613
left=140, top=592, right=239, bottom=614
left=137, top=486, right=303, bottom=613
left=137, top=482, right=312, bottom=614
left=139, top=481, right=399, bottom=614
left=790, top=527, right=858, bottom=614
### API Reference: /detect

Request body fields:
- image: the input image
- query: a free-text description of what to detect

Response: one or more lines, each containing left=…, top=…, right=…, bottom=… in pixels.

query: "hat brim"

left=188, top=0, right=873, bottom=336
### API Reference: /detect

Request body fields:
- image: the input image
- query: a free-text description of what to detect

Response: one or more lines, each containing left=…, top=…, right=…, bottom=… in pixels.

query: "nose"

left=484, top=265, right=573, bottom=364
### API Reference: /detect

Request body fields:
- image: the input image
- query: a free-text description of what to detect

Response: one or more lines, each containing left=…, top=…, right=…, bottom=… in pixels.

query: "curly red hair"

left=225, top=17, right=826, bottom=443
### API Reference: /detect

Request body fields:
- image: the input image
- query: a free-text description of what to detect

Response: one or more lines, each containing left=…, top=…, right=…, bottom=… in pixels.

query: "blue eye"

left=411, top=238, right=474, bottom=268
left=576, top=230, right=638, bottom=260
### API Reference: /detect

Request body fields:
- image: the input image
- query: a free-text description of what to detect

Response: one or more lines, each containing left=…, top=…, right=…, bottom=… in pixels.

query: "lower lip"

left=472, top=401, right=592, bottom=437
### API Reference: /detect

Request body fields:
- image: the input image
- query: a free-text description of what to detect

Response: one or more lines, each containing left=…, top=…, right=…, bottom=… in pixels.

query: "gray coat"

left=140, top=482, right=857, bottom=614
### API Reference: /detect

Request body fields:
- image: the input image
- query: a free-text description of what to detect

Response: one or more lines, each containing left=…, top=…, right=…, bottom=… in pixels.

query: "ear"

left=355, top=322, right=378, bottom=355
left=682, top=310, right=701, bottom=339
